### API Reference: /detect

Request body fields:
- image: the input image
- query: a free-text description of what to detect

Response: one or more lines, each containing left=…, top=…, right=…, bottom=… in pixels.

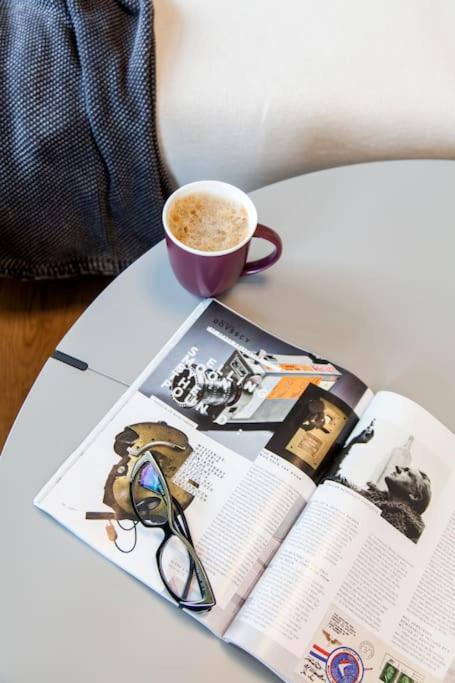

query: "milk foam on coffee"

left=168, top=192, right=249, bottom=251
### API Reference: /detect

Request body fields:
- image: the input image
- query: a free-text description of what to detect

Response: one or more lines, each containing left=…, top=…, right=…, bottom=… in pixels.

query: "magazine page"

left=226, top=392, right=455, bottom=682
left=34, top=300, right=371, bottom=637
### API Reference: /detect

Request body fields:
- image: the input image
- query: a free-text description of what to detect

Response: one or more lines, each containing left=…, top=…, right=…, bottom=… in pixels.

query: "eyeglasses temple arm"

left=136, top=441, right=186, bottom=454
left=167, top=525, right=216, bottom=610
left=172, top=499, right=195, bottom=602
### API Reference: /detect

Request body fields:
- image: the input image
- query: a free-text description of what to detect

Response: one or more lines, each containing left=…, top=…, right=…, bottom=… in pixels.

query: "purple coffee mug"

left=162, top=180, right=282, bottom=297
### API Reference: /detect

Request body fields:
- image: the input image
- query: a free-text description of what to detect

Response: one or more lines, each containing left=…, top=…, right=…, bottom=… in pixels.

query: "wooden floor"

left=0, top=276, right=111, bottom=451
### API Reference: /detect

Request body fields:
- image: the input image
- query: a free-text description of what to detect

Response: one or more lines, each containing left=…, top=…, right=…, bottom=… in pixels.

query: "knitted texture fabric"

left=0, top=0, right=169, bottom=279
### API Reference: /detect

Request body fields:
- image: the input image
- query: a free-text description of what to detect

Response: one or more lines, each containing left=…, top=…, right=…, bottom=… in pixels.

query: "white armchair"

left=156, top=0, right=455, bottom=191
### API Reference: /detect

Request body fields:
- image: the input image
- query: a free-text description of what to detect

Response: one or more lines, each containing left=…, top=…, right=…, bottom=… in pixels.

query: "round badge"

left=326, top=647, right=364, bottom=683
left=358, top=640, right=375, bottom=661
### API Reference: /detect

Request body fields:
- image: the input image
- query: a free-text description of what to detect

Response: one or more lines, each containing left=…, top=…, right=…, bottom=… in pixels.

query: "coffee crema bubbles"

left=168, top=192, right=249, bottom=252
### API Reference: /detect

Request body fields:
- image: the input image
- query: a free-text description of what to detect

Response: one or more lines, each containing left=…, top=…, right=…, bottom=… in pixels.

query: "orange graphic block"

left=268, top=377, right=321, bottom=400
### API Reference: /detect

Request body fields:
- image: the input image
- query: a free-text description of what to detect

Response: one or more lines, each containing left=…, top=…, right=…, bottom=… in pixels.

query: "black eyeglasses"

left=129, top=442, right=216, bottom=612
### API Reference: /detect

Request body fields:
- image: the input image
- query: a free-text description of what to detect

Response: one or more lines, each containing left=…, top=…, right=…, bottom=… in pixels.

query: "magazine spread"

left=34, top=300, right=455, bottom=682
left=226, top=392, right=455, bottom=683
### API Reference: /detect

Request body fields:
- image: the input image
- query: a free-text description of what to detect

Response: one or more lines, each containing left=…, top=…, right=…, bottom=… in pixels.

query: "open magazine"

left=35, top=300, right=455, bottom=683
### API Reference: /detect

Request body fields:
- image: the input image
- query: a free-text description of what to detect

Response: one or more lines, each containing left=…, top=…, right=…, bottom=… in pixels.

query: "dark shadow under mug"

left=162, top=181, right=282, bottom=297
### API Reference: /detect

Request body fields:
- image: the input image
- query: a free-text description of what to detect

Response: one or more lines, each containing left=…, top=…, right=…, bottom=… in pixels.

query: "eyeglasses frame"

left=129, top=442, right=216, bottom=612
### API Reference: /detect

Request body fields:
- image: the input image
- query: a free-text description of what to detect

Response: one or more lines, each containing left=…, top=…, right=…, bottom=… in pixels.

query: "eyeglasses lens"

left=139, top=462, right=165, bottom=494
left=132, top=461, right=168, bottom=526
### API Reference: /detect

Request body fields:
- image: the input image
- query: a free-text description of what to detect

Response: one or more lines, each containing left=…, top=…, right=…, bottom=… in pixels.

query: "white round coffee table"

left=1, top=161, right=454, bottom=683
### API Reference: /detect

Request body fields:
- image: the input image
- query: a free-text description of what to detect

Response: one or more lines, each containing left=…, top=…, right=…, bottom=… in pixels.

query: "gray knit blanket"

left=0, top=0, right=169, bottom=279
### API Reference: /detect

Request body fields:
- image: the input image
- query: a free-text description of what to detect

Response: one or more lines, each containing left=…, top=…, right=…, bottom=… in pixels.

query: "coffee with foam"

left=168, top=192, right=249, bottom=252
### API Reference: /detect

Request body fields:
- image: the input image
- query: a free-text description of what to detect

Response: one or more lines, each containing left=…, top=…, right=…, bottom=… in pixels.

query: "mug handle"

left=241, top=224, right=283, bottom=276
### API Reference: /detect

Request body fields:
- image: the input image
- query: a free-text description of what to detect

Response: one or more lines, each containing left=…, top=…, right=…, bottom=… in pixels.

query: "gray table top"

left=1, top=160, right=454, bottom=683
